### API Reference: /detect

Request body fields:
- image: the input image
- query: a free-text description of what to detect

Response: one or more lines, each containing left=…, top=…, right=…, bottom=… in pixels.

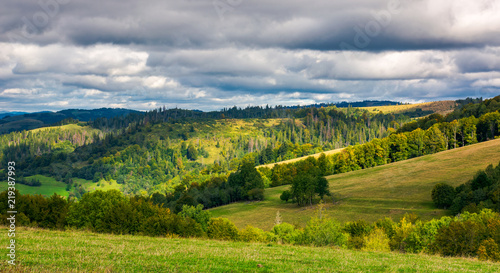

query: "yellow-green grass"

left=0, top=175, right=68, bottom=197
left=258, top=148, right=344, bottom=169
left=1, top=227, right=498, bottom=273
left=77, top=178, right=122, bottom=192
left=29, top=123, right=85, bottom=133
left=211, top=138, right=500, bottom=230
left=359, top=100, right=456, bottom=115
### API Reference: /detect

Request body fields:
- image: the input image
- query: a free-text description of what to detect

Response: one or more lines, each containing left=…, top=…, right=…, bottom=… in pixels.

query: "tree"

left=179, top=204, right=211, bottom=232
left=227, top=159, right=264, bottom=201
left=424, top=126, right=446, bottom=154
left=187, top=143, right=198, bottom=161
left=431, top=183, right=455, bottom=209
left=280, top=190, right=291, bottom=202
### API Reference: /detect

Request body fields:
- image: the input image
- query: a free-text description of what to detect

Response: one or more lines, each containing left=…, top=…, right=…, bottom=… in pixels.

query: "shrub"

left=239, top=225, right=268, bottom=243
left=271, top=223, right=304, bottom=244
left=362, top=228, right=390, bottom=252
left=247, top=188, right=264, bottom=201
left=303, top=217, right=348, bottom=247
left=432, top=183, right=456, bottom=209
left=67, top=190, right=127, bottom=232
left=280, top=190, right=291, bottom=203
left=389, top=217, right=414, bottom=252
left=348, top=236, right=365, bottom=250
left=207, top=218, right=239, bottom=241
left=478, top=238, right=500, bottom=261
left=433, top=220, right=485, bottom=257
left=344, top=220, right=372, bottom=237
left=375, top=217, right=396, bottom=239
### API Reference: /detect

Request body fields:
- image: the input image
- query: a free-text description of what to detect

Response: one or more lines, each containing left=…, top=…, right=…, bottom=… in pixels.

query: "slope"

left=1, top=226, right=498, bottom=273
left=210, top=138, right=500, bottom=230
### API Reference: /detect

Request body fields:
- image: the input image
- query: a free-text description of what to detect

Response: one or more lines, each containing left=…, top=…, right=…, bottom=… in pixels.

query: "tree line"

left=2, top=188, right=499, bottom=262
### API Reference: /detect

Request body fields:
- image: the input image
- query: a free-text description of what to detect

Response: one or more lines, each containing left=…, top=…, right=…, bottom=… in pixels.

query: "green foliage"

left=228, top=159, right=265, bottom=201
left=389, top=217, right=414, bottom=252
left=431, top=183, right=455, bottom=209
left=362, top=227, right=390, bottom=252
left=448, top=161, right=500, bottom=214
left=238, top=225, right=268, bottom=243
left=478, top=238, right=500, bottom=262
left=289, top=157, right=330, bottom=206
left=270, top=223, right=304, bottom=244
left=0, top=190, right=69, bottom=229
left=303, top=217, right=348, bottom=247
left=207, top=218, right=239, bottom=241
left=280, top=190, right=291, bottom=202
left=375, top=218, right=397, bottom=239
left=433, top=220, right=485, bottom=257
left=179, top=204, right=211, bottom=232
left=344, top=220, right=373, bottom=238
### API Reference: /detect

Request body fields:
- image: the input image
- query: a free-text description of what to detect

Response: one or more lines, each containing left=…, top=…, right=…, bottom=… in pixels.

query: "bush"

left=389, top=217, right=414, bottom=252
left=348, top=236, right=365, bottom=250
left=280, top=190, right=291, bottom=203
left=375, top=217, right=396, bottom=239
left=179, top=204, right=211, bottom=232
left=239, top=225, right=268, bottom=243
left=207, top=218, right=239, bottom=241
left=362, top=228, right=390, bottom=252
left=271, top=223, right=304, bottom=244
left=303, top=217, right=348, bottom=247
left=478, top=238, right=500, bottom=261
left=247, top=188, right=264, bottom=201
left=432, top=183, right=456, bottom=209
left=344, top=220, right=372, bottom=237
left=433, top=220, right=485, bottom=257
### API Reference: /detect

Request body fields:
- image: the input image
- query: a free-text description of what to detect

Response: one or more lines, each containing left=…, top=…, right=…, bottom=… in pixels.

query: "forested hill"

left=0, top=96, right=496, bottom=211
left=0, top=108, right=140, bottom=134
left=0, top=101, right=423, bottom=200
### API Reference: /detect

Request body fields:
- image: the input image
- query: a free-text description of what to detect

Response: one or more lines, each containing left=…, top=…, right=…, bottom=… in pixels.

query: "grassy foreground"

left=1, top=227, right=498, bottom=273
left=211, top=138, right=500, bottom=230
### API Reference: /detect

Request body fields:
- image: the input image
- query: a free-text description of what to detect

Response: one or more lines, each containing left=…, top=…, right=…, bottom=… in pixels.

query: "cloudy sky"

left=0, top=0, right=499, bottom=112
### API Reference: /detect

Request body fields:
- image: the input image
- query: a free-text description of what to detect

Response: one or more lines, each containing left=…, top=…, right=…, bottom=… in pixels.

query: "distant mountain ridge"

left=0, top=108, right=141, bottom=134
left=0, top=111, right=29, bottom=119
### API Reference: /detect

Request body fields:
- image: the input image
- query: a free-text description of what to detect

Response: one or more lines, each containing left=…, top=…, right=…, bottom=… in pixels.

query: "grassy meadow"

left=0, top=175, right=68, bottom=197
left=358, top=100, right=456, bottom=115
left=211, top=138, right=500, bottom=230
left=1, top=226, right=499, bottom=273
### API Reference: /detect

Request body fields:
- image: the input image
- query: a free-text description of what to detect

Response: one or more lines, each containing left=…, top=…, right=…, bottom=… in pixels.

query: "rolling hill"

left=0, top=108, right=140, bottom=134
left=210, top=138, right=500, bottom=231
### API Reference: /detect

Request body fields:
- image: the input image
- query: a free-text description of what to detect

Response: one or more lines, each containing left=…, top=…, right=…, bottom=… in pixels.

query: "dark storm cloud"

left=0, top=0, right=499, bottom=112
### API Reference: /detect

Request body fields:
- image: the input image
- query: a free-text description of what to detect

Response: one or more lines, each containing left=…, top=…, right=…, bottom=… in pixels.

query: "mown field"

left=211, top=138, right=500, bottom=230
left=1, top=226, right=498, bottom=273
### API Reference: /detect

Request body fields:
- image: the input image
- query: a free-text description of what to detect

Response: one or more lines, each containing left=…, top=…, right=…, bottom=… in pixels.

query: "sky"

left=0, top=0, right=499, bottom=112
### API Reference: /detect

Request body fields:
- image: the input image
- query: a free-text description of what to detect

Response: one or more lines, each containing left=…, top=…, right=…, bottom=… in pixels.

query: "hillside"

left=257, top=147, right=344, bottom=169
left=1, top=226, right=498, bottom=273
left=210, top=138, right=500, bottom=230
left=360, top=100, right=457, bottom=116
left=0, top=108, right=140, bottom=134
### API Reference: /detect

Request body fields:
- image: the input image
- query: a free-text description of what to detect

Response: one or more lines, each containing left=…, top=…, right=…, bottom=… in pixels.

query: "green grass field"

left=0, top=175, right=68, bottom=197
left=1, top=226, right=498, bottom=273
left=0, top=176, right=123, bottom=198
left=211, top=138, right=500, bottom=230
